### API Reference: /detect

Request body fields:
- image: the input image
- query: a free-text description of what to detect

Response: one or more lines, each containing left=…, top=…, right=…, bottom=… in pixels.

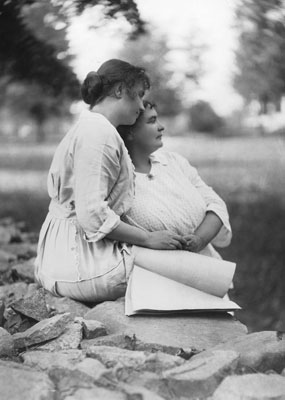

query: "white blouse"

left=123, top=151, right=232, bottom=258
left=35, top=110, right=135, bottom=294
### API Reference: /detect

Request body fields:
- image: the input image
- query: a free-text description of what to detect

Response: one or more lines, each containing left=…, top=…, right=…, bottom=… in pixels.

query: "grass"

left=0, top=135, right=284, bottom=332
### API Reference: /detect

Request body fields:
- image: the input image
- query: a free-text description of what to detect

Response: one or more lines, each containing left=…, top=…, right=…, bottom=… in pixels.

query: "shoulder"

left=77, top=110, right=122, bottom=147
left=152, top=150, right=195, bottom=168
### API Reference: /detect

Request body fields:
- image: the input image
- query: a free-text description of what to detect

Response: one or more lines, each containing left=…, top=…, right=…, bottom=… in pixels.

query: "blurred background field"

left=1, top=0, right=285, bottom=333
left=0, top=133, right=284, bottom=333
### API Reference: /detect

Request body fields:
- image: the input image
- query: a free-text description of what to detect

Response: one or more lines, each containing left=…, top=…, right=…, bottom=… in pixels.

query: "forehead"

left=141, top=105, right=157, bottom=120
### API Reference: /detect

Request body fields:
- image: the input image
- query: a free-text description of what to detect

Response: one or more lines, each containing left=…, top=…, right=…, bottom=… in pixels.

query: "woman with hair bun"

left=35, top=59, right=186, bottom=302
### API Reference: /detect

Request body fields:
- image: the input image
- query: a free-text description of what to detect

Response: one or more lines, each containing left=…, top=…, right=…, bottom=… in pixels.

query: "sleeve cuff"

left=84, top=213, right=121, bottom=243
left=206, top=205, right=232, bottom=247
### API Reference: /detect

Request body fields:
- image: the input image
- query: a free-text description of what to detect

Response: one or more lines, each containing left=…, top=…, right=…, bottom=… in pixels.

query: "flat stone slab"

left=163, top=350, right=239, bottom=399
left=84, top=297, right=247, bottom=351
left=13, top=312, right=71, bottom=349
left=45, top=292, right=90, bottom=318
left=212, top=373, right=285, bottom=400
left=10, top=287, right=50, bottom=321
left=198, top=330, right=285, bottom=373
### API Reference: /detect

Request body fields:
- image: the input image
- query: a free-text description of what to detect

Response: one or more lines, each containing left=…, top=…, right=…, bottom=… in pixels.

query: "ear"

left=114, top=83, right=124, bottom=99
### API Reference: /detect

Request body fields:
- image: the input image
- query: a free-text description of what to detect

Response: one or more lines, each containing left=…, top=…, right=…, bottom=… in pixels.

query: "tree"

left=189, top=101, right=223, bottom=133
left=0, top=0, right=145, bottom=141
left=0, top=0, right=145, bottom=97
left=118, top=29, right=204, bottom=115
left=234, top=0, right=285, bottom=113
left=118, top=32, right=182, bottom=115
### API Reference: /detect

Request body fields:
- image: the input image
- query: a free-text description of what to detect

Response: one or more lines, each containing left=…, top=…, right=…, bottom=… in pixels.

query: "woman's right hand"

left=143, top=231, right=186, bottom=250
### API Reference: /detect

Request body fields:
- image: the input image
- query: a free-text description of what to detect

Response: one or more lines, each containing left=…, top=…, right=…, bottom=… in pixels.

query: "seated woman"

left=117, top=101, right=232, bottom=260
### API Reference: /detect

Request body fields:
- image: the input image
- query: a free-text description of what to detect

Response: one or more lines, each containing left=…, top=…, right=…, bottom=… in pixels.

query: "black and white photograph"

left=0, top=0, right=285, bottom=398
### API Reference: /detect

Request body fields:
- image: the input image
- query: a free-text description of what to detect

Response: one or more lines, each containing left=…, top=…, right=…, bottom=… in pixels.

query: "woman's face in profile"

left=132, top=106, right=165, bottom=154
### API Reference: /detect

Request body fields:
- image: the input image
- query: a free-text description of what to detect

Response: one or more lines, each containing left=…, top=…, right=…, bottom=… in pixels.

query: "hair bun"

left=81, top=71, right=103, bottom=105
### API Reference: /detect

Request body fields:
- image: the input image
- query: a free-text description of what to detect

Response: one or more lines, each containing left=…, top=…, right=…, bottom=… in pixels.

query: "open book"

left=125, top=252, right=240, bottom=316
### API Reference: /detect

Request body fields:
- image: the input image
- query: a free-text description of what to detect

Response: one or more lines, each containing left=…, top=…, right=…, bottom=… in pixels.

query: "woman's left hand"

left=183, top=234, right=206, bottom=253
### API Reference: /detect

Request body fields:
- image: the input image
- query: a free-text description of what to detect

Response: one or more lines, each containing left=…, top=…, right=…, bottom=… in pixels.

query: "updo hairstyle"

left=117, top=100, right=156, bottom=144
left=81, top=59, right=150, bottom=108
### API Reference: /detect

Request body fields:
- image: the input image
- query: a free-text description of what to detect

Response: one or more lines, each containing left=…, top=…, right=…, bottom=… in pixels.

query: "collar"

left=149, top=151, right=168, bottom=166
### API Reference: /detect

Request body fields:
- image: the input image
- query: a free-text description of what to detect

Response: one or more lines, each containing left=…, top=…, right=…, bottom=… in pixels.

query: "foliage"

left=0, top=0, right=145, bottom=141
left=118, top=33, right=180, bottom=115
left=0, top=0, right=79, bottom=98
left=0, top=0, right=145, bottom=94
left=189, top=100, right=224, bottom=133
left=118, top=30, right=204, bottom=116
left=234, top=0, right=285, bottom=113
left=73, top=0, right=146, bottom=38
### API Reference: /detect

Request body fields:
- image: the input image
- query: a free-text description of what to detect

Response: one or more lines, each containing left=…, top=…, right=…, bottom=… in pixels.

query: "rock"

left=1, top=242, right=37, bottom=260
left=23, top=351, right=114, bottom=387
left=162, top=350, right=239, bottom=399
left=86, top=345, right=184, bottom=373
left=212, top=373, right=285, bottom=400
left=13, top=312, right=71, bottom=349
left=0, top=326, right=14, bottom=356
left=39, top=320, right=82, bottom=351
left=10, top=287, right=50, bottom=321
left=118, top=383, right=165, bottom=400
left=48, top=367, right=109, bottom=397
left=203, top=330, right=285, bottom=373
left=63, top=387, right=126, bottom=400
left=121, top=370, right=165, bottom=397
left=22, top=349, right=85, bottom=370
left=0, top=249, right=16, bottom=272
left=45, top=292, right=90, bottom=318
left=81, top=332, right=178, bottom=354
left=144, top=351, right=185, bottom=372
left=86, top=345, right=148, bottom=370
left=84, top=297, right=247, bottom=350
left=74, top=358, right=112, bottom=382
left=0, top=282, right=28, bottom=304
left=4, top=309, right=35, bottom=334
left=11, top=257, right=36, bottom=283
left=0, top=360, right=55, bottom=400
left=25, top=283, right=41, bottom=297
left=81, top=332, right=140, bottom=351
left=82, top=319, right=107, bottom=339
left=28, top=354, right=113, bottom=388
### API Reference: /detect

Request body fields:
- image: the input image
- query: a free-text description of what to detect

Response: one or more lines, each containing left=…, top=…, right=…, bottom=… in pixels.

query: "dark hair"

left=117, top=100, right=156, bottom=143
left=81, top=59, right=150, bottom=108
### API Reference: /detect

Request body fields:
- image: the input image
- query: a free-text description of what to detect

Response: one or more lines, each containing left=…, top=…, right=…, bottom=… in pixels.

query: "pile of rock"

left=1, top=218, right=285, bottom=399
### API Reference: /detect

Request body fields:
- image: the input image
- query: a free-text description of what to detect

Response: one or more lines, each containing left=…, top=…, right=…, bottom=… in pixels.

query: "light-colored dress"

left=123, top=151, right=232, bottom=259
left=35, top=110, right=135, bottom=301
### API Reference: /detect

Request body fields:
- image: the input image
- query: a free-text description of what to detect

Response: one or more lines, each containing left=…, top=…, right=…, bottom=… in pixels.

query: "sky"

left=68, top=0, right=243, bottom=115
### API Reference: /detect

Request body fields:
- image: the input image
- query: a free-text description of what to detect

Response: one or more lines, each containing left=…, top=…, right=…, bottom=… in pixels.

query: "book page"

left=134, top=249, right=236, bottom=297
left=125, top=266, right=240, bottom=316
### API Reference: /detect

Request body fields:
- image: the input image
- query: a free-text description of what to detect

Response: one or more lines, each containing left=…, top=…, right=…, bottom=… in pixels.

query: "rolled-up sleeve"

left=73, top=122, right=121, bottom=242
left=182, top=158, right=232, bottom=247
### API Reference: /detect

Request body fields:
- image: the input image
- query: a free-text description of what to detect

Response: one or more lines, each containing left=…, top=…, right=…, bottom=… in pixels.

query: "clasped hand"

left=145, top=231, right=186, bottom=250
left=182, top=234, right=206, bottom=253
left=145, top=231, right=206, bottom=252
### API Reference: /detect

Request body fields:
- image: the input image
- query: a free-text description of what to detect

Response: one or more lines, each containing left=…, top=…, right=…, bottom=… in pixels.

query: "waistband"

left=49, top=200, right=76, bottom=219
